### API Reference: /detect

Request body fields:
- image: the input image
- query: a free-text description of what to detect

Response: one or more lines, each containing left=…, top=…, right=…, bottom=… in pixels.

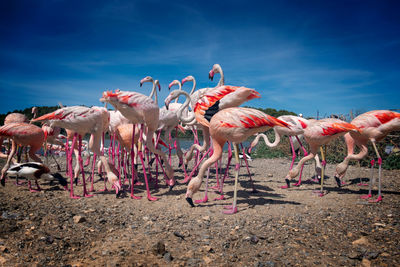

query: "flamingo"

left=0, top=122, right=45, bottom=185
left=100, top=89, right=175, bottom=201
left=248, top=115, right=322, bottom=188
left=208, top=63, right=224, bottom=87
left=33, top=106, right=120, bottom=199
left=334, top=110, right=400, bottom=202
left=185, top=107, right=289, bottom=214
left=0, top=113, right=29, bottom=160
left=285, top=118, right=360, bottom=196
left=5, top=162, right=67, bottom=192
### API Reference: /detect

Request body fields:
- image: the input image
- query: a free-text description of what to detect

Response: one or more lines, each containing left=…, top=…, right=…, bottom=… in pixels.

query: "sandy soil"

left=0, top=154, right=399, bottom=267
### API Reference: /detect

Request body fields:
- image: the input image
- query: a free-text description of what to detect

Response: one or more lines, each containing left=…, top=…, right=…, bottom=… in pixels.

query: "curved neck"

left=251, top=129, right=281, bottom=149
left=189, top=78, right=196, bottom=95
left=217, top=66, right=224, bottom=87
left=149, top=80, right=158, bottom=105
left=176, top=91, right=195, bottom=123
left=174, top=82, right=182, bottom=103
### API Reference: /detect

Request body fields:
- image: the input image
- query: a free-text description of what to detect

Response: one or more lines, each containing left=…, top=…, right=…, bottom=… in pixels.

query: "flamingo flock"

left=1, top=64, right=399, bottom=214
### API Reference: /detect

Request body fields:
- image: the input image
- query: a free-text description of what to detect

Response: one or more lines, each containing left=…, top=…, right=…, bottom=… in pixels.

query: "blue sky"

left=1, top=0, right=399, bottom=118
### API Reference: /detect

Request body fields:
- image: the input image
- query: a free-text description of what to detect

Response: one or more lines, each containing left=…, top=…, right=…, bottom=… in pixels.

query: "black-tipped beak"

left=169, top=184, right=174, bottom=192
left=165, top=103, right=169, bottom=110
left=140, top=82, right=143, bottom=87
left=208, top=73, right=213, bottom=81
left=116, top=190, right=122, bottom=198
left=334, top=176, right=342, bottom=188
left=74, top=177, right=78, bottom=186
left=285, top=178, right=291, bottom=188
left=1, top=178, right=5, bottom=187
left=186, top=197, right=195, bottom=207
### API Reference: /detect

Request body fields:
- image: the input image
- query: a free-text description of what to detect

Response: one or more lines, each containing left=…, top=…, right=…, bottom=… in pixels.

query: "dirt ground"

left=0, top=154, right=399, bottom=267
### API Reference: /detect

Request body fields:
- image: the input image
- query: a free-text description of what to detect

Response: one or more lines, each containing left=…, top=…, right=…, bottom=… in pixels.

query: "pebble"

left=73, top=216, right=86, bottom=224
left=352, top=237, right=369, bottom=246
left=163, top=252, right=173, bottom=262
left=152, top=241, right=166, bottom=256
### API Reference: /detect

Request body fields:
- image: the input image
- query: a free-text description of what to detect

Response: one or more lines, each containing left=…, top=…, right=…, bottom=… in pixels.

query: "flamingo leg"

left=293, top=136, right=307, bottom=187
left=28, top=180, right=41, bottom=192
left=68, top=133, right=80, bottom=199
left=361, top=159, right=375, bottom=199
left=89, top=153, right=97, bottom=192
left=130, top=124, right=141, bottom=199
left=240, top=143, right=257, bottom=193
left=78, top=135, right=93, bottom=198
left=369, top=141, right=383, bottom=203
left=315, top=146, right=327, bottom=197
left=195, top=148, right=213, bottom=204
left=223, top=143, right=240, bottom=214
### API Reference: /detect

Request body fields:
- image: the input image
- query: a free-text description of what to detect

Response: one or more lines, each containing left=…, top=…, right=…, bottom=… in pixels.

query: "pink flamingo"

left=334, top=110, right=400, bottom=202
left=185, top=107, right=289, bottom=214
left=285, top=118, right=360, bottom=196
left=0, top=113, right=29, bottom=160
left=248, top=115, right=322, bottom=188
left=100, top=89, right=174, bottom=201
left=33, top=106, right=120, bottom=199
left=0, top=122, right=45, bottom=186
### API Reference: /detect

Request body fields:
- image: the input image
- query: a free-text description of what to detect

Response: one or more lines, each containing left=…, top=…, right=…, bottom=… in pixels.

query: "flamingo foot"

left=70, top=194, right=81, bottom=199
left=280, top=185, right=289, bottom=189
left=214, top=195, right=225, bottom=201
left=134, top=181, right=143, bottom=186
left=222, top=205, right=238, bottom=214
left=313, top=190, right=326, bottom=197
left=186, top=197, right=195, bottom=207
left=99, top=187, right=108, bottom=192
left=368, top=195, right=383, bottom=203
left=357, top=183, right=369, bottom=187
left=147, top=195, right=159, bottom=201
left=131, top=194, right=142, bottom=200
left=83, top=193, right=94, bottom=198
left=29, top=188, right=41, bottom=193
left=293, top=181, right=301, bottom=187
left=194, top=196, right=208, bottom=204
left=210, top=185, right=220, bottom=190
left=360, top=194, right=372, bottom=199
left=14, top=181, right=25, bottom=186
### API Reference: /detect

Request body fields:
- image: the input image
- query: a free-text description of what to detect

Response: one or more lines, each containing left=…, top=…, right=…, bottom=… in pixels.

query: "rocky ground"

left=0, top=155, right=399, bottom=267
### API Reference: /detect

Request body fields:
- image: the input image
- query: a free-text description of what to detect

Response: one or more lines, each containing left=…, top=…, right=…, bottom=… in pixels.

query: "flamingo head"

left=182, top=75, right=194, bottom=85
left=155, top=79, right=161, bottom=91
left=208, top=69, right=214, bottom=81
left=168, top=80, right=180, bottom=90
left=164, top=90, right=181, bottom=110
left=140, top=76, right=153, bottom=87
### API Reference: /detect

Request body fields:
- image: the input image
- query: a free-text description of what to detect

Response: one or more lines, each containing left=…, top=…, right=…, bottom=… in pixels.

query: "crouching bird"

left=4, top=162, right=68, bottom=192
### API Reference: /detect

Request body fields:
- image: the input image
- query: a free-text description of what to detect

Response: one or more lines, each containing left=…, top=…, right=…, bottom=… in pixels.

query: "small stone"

left=203, top=245, right=214, bottom=253
left=352, top=237, right=369, bottom=246
left=203, top=256, right=212, bottom=264
left=348, top=252, right=363, bottom=260
left=250, top=236, right=259, bottom=244
left=202, top=216, right=210, bottom=221
left=173, top=232, right=185, bottom=240
left=0, top=246, right=9, bottom=253
left=361, top=258, right=371, bottom=267
left=366, top=251, right=379, bottom=260
left=267, top=173, right=273, bottom=177
left=152, top=241, right=166, bottom=256
left=73, top=216, right=86, bottom=224
left=163, top=252, right=173, bottom=262
left=347, top=232, right=353, bottom=238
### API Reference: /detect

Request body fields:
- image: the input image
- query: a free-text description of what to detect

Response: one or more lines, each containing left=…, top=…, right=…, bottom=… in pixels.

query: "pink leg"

left=369, top=158, right=383, bottom=203
left=28, top=180, right=41, bottom=192
left=240, top=143, right=257, bottom=193
left=180, top=147, right=212, bottom=184
left=361, top=159, right=375, bottom=199
left=89, top=153, right=97, bottom=192
left=78, top=135, right=93, bottom=198
left=293, top=136, right=307, bottom=187
left=68, top=134, right=80, bottom=199
left=195, top=149, right=213, bottom=204
left=130, top=125, right=141, bottom=199
left=282, top=137, right=296, bottom=189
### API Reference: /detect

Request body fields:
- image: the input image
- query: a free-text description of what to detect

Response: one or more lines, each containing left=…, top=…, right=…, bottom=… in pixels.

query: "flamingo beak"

left=140, top=82, right=143, bottom=87
left=186, top=197, right=195, bottom=207
left=208, top=70, right=214, bottom=81
left=158, top=84, right=161, bottom=91
left=181, top=78, right=186, bottom=85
